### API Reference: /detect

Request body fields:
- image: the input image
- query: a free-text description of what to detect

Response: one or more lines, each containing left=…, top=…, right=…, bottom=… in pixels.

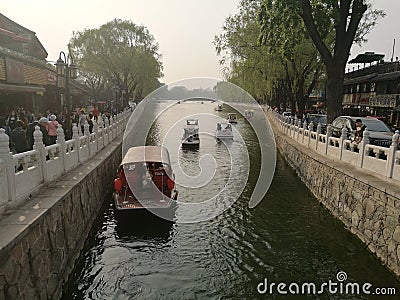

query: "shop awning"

left=372, top=71, right=400, bottom=82
left=0, top=82, right=45, bottom=93
left=344, top=73, right=377, bottom=85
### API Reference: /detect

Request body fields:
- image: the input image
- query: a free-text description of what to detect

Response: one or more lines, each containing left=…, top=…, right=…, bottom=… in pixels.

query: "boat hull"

left=181, top=140, right=200, bottom=146
left=113, top=190, right=178, bottom=210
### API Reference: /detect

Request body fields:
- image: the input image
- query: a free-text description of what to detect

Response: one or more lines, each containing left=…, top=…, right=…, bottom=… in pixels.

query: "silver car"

left=331, top=116, right=394, bottom=147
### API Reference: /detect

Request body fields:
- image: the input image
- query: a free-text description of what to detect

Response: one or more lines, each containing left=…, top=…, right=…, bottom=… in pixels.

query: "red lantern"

left=114, top=177, right=122, bottom=192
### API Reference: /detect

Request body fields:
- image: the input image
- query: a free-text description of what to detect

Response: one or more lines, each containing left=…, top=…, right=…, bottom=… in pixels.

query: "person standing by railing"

left=11, top=120, right=29, bottom=154
left=47, top=115, right=59, bottom=144
left=0, top=116, right=14, bottom=152
left=353, top=119, right=366, bottom=145
left=38, top=117, right=51, bottom=146
left=78, top=109, right=87, bottom=135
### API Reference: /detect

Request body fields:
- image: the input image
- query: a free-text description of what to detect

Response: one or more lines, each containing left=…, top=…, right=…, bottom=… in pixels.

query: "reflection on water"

left=62, top=102, right=399, bottom=299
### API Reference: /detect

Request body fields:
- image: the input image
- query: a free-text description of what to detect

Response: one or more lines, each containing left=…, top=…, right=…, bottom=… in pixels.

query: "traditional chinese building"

left=0, top=13, right=89, bottom=116
left=343, top=52, right=400, bottom=128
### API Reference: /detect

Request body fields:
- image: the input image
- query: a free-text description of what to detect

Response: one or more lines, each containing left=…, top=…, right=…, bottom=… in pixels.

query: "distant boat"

left=215, top=104, right=223, bottom=111
left=244, top=110, right=254, bottom=119
left=216, top=122, right=233, bottom=140
left=227, top=113, right=238, bottom=124
left=181, top=119, right=200, bottom=146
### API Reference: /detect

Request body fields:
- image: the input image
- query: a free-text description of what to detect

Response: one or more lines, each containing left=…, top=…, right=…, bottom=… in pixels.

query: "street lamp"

left=55, top=51, right=77, bottom=139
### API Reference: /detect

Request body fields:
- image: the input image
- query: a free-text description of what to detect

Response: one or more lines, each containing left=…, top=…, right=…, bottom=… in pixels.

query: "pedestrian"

left=87, top=113, right=94, bottom=134
left=38, top=117, right=51, bottom=146
left=353, top=119, right=366, bottom=144
left=6, top=110, right=17, bottom=130
left=0, top=116, right=14, bottom=151
left=47, top=114, right=59, bottom=144
left=78, top=109, right=87, bottom=134
left=11, top=120, right=29, bottom=153
left=93, top=106, right=99, bottom=122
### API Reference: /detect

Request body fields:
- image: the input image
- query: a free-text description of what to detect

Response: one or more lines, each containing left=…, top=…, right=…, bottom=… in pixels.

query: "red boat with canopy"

left=113, top=146, right=178, bottom=210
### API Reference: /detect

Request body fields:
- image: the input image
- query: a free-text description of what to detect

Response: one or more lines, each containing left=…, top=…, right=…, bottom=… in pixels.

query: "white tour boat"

left=227, top=113, right=238, bottom=124
left=215, top=104, right=223, bottom=111
left=182, top=119, right=200, bottom=146
left=216, top=122, right=233, bottom=140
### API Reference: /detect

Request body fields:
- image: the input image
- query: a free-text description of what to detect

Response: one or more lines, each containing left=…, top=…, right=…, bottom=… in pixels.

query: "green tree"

left=215, top=0, right=273, bottom=103
left=216, top=0, right=324, bottom=117
left=69, top=19, right=163, bottom=109
left=259, top=0, right=384, bottom=122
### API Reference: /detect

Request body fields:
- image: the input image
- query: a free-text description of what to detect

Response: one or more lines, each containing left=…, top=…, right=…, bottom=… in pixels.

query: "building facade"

left=0, top=13, right=89, bottom=117
left=343, top=53, right=400, bottom=129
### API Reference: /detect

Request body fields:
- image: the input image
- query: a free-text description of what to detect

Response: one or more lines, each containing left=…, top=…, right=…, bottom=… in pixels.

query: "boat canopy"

left=186, top=119, right=198, bottom=126
left=120, top=146, right=171, bottom=166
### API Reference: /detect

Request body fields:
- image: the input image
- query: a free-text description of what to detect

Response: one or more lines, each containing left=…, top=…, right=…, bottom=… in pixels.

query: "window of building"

left=371, top=82, right=376, bottom=92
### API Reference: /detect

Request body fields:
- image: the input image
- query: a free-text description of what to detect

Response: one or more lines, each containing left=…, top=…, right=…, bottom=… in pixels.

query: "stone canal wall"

left=0, top=136, right=122, bottom=299
left=267, top=112, right=400, bottom=279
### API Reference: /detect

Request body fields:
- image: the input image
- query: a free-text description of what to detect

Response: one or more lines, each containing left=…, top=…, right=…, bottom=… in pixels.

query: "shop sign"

left=369, top=94, right=398, bottom=107
left=5, top=57, right=24, bottom=84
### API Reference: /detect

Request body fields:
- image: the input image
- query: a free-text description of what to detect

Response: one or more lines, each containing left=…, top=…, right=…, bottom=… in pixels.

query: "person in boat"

left=217, top=123, right=222, bottom=131
left=226, top=124, right=231, bottom=130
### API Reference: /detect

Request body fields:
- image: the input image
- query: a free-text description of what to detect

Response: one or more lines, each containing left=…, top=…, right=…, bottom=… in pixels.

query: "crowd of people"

left=0, top=106, right=108, bottom=154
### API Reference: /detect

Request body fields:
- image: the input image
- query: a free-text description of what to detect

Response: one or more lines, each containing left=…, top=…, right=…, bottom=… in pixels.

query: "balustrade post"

left=97, top=118, right=104, bottom=150
left=339, top=126, right=348, bottom=160
left=308, top=122, right=313, bottom=146
left=297, top=120, right=301, bottom=141
left=84, top=121, right=90, bottom=136
left=0, top=128, right=15, bottom=203
left=93, top=120, right=99, bottom=151
left=114, top=115, right=118, bottom=137
left=33, top=126, right=48, bottom=182
left=357, top=129, right=370, bottom=168
left=104, top=117, right=110, bottom=145
left=84, top=121, right=91, bottom=156
left=56, top=124, right=66, bottom=171
left=109, top=116, right=114, bottom=140
left=325, top=125, right=332, bottom=154
left=72, top=123, right=80, bottom=162
left=385, top=130, right=399, bottom=178
left=316, top=123, right=321, bottom=150
left=302, top=121, right=307, bottom=143
left=98, top=117, right=104, bottom=129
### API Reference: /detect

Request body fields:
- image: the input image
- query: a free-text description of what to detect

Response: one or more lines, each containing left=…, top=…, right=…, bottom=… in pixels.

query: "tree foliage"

left=69, top=19, right=163, bottom=106
left=215, top=0, right=324, bottom=117
left=259, top=0, right=385, bottom=122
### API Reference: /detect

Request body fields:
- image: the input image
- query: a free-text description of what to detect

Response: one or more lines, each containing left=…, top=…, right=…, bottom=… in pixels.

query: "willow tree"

left=214, top=0, right=275, bottom=103
left=69, top=19, right=163, bottom=107
left=259, top=0, right=384, bottom=122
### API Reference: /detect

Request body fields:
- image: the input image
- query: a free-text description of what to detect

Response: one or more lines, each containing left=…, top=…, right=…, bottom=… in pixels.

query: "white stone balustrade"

left=268, top=109, right=400, bottom=181
left=0, top=109, right=132, bottom=212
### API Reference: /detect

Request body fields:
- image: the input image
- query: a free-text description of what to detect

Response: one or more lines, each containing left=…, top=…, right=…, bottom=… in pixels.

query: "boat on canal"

left=215, top=123, right=233, bottom=140
left=181, top=119, right=200, bottom=146
left=244, top=110, right=254, bottom=119
left=215, top=104, right=223, bottom=111
left=113, top=146, right=178, bottom=211
left=227, top=113, right=238, bottom=124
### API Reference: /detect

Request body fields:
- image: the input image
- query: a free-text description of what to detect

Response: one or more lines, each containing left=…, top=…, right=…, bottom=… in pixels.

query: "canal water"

left=62, top=102, right=399, bottom=299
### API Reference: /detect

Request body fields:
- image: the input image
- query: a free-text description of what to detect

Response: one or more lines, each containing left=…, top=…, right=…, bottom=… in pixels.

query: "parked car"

left=306, top=113, right=327, bottom=133
left=330, top=116, right=393, bottom=147
left=282, top=111, right=292, bottom=118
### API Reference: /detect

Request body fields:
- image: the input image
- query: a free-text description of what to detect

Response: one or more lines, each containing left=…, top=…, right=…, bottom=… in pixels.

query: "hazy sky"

left=2, top=0, right=400, bottom=83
